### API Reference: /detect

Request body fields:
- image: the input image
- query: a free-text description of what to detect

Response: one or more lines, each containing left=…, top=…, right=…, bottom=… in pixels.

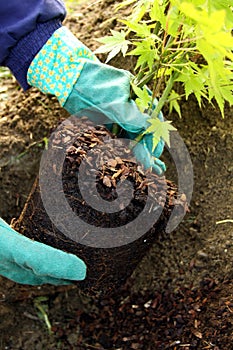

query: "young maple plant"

left=95, top=0, right=233, bottom=149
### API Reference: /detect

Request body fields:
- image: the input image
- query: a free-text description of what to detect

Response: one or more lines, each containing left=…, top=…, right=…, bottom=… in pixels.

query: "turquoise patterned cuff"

left=27, top=27, right=98, bottom=106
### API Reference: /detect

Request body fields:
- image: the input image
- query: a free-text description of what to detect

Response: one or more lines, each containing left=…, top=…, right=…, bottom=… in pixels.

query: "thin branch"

left=216, top=219, right=233, bottom=225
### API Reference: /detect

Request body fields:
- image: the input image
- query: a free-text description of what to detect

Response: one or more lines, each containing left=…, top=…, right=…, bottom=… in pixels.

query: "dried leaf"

left=103, top=176, right=112, bottom=188
left=192, top=330, right=202, bottom=339
left=111, top=178, right=117, bottom=188
left=112, top=168, right=124, bottom=179
left=107, top=159, right=118, bottom=168
left=115, top=157, right=124, bottom=164
left=63, top=136, right=71, bottom=143
left=89, top=142, right=98, bottom=148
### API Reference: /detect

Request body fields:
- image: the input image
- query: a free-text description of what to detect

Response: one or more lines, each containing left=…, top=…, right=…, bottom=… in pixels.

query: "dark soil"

left=0, top=0, right=233, bottom=349
left=13, top=117, right=186, bottom=297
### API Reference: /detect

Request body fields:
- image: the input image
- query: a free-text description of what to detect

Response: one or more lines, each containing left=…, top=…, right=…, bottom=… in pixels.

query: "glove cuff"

left=4, top=19, right=62, bottom=90
left=27, top=26, right=98, bottom=105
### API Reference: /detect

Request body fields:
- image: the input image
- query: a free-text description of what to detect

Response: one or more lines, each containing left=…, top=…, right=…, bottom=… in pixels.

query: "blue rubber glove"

left=27, top=27, right=165, bottom=174
left=0, top=218, right=86, bottom=285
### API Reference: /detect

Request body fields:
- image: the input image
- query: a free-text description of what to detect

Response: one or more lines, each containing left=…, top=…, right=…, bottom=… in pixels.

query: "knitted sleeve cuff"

left=3, top=19, right=62, bottom=90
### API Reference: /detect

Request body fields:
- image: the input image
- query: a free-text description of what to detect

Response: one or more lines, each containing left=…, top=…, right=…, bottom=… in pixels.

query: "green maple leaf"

left=131, top=83, right=151, bottom=112
left=95, top=30, right=130, bottom=62
left=168, top=90, right=182, bottom=118
left=145, top=118, right=177, bottom=150
left=128, top=40, right=159, bottom=71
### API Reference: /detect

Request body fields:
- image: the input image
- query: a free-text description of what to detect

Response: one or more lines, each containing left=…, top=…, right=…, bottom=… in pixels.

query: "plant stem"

left=151, top=70, right=179, bottom=119
left=134, top=62, right=148, bottom=87
left=112, top=123, right=120, bottom=135
left=136, top=64, right=159, bottom=88
left=134, top=21, right=161, bottom=89
left=34, top=299, right=53, bottom=335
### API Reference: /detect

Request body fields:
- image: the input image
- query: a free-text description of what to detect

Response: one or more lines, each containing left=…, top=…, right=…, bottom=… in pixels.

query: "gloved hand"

left=27, top=27, right=165, bottom=174
left=0, top=218, right=86, bottom=285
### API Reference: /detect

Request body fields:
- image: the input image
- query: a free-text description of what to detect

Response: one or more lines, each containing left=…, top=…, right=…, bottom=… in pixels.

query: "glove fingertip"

left=154, top=158, right=166, bottom=173
left=73, top=260, right=87, bottom=281
left=59, top=252, right=87, bottom=281
left=153, top=141, right=165, bottom=158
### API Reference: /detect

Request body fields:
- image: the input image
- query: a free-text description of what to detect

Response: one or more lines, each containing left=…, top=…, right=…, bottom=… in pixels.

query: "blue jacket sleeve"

left=0, top=0, right=66, bottom=89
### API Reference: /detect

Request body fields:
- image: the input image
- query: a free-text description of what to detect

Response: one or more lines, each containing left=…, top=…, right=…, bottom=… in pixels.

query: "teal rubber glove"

left=27, top=27, right=165, bottom=174
left=0, top=218, right=86, bottom=285
left=64, top=60, right=166, bottom=174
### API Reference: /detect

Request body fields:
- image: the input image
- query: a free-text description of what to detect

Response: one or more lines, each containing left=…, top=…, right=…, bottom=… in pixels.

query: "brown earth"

left=12, top=117, right=186, bottom=297
left=0, top=0, right=233, bottom=349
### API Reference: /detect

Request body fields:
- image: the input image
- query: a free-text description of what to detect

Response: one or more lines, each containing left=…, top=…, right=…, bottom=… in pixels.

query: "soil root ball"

left=13, top=118, right=187, bottom=296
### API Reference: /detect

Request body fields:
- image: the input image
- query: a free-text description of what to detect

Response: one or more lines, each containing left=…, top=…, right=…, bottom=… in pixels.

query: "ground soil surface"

left=0, top=1, right=233, bottom=349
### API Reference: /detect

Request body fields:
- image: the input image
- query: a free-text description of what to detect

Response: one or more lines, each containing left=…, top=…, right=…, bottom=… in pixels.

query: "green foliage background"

left=95, top=0, right=233, bottom=147
left=96, top=0, right=233, bottom=115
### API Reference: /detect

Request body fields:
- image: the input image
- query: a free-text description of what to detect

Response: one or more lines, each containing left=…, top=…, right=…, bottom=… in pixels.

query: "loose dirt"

left=0, top=0, right=232, bottom=349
